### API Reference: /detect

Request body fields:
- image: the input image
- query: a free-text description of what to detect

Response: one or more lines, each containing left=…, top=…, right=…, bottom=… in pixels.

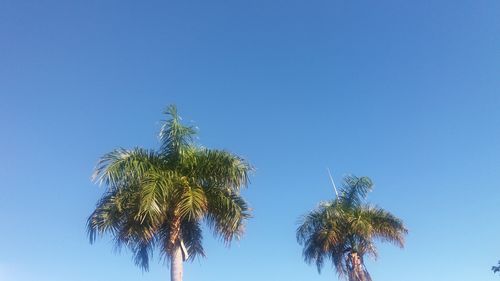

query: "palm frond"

left=180, top=220, right=205, bottom=261
left=131, top=240, right=155, bottom=271
left=297, top=201, right=348, bottom=274
left=296, top=209, right=324, bottom=245
left=360, top=206, right=408, bottom=248
left=191, top=149, right=252, bottom=191
left=339, top=176, right=373, bottom=207
left=137, top=170, right=178, bottom=222
left=204, top=187, right=250, bottom=243
left=115, top=217, right=157, bottom=271
left=159, top=105, right=196, bottom=157
left=178, top=184, right=208, bottom=221
left=331, top=245, right=348, bottom=277
left=92, top=148, right=163, bottom=188
left=87, top=190, right=123, bottom=243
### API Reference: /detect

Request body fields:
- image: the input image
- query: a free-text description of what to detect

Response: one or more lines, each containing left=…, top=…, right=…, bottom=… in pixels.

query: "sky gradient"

left=1, top=0, right=500, bottom=280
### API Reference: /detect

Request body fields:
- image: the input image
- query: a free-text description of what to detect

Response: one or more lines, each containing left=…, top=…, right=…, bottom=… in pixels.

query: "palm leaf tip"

left=164, top=104, right=178, bottom=117
left=159, top=104, right=197, bottom=154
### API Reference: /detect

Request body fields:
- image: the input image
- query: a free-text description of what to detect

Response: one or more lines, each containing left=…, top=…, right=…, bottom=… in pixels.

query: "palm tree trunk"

left=171, top=242, right=183, bottom=281
left=169, top=210, right=184, bottom=281
left=347, top=252, right=372, bottom=281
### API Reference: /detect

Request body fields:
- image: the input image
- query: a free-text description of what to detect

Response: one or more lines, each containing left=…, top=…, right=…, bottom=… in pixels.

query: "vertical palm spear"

left=87, top=105, right=252, bottom=281
left=297, top=176, right=407, bottom=281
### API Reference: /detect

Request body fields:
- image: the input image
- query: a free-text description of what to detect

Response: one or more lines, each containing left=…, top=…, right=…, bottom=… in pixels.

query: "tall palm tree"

left=297, top=175, right=407, bottom=281
left=87, top=105, right=252, bottom=281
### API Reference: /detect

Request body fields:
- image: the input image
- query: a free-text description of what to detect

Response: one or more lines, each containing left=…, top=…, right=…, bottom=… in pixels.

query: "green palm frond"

left=358, top=206, right=407, bottom=247
left=137, top=170, right=178, bottom=222
left=191, top=149, right=252, bottom=191
left=113, top=214, right=157, bottom=271
left=339, top=176, right=373, bottom=208
left=204, top=186, right=250, bottom=243
left=92, top=148, right=163, bottom=188
left=297, top=203, right=348, bottom=274
left=178, top=184, right=208, bottom=221
left=156, top=220, right=173, bottom=261
left=331, top=245, right=347, bottom=276
left=131, top=240, right=155, bottom=271
left=180, top=219, right=205, bottom=260
left=87, top=190, right=123, bottom=243
left=159, top=105, right=196, bottom=157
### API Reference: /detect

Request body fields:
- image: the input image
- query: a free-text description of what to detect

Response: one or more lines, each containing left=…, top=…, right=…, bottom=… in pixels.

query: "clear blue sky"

left=1, top=0, right=500, bottom=280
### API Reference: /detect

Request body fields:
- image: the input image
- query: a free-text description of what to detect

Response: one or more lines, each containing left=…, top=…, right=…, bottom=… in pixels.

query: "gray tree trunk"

left=171, top=243, right=183, bottom=281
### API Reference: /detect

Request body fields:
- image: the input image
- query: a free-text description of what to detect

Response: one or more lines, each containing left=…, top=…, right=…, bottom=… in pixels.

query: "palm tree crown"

left=297, top=175, right=407, bottom=281
left=87, top=105, right=252, bottom=276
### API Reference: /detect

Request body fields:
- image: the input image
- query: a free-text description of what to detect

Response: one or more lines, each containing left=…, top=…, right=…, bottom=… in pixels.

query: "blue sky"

left=1, top=0, right=500, bottom=280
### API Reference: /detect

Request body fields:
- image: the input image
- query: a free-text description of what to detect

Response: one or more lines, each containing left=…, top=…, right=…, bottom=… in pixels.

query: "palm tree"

left=297, top=175, right=407, bottom=281
left=87, top=105, right=252, bottom=281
